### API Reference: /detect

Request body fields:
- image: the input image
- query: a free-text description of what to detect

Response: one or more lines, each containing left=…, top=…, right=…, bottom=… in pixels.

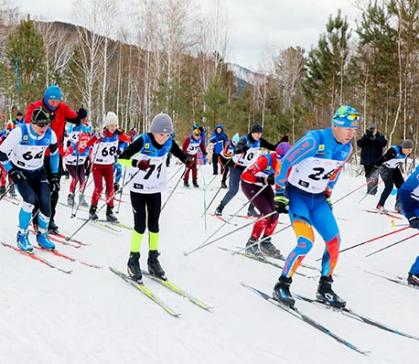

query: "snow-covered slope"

left=0, top=164, right=418, bottom=364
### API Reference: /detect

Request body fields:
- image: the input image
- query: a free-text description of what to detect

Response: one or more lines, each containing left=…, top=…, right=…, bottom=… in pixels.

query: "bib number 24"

left=308, top=167, right=335, bottom=181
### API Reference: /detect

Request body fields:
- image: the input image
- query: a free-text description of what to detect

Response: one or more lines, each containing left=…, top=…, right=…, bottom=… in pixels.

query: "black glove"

left=9, top=169, right=25, bottom=185
left=184, top=155, right=195, bottom=167
left=49, top=174, right=60, bottom=193
left=78, top=108, right=88, bottom=120
left=408, top=217, right=419, bottom=229
left=235, top=143, right=249, bottom=154
left=265, top=174, right=275, bottom=185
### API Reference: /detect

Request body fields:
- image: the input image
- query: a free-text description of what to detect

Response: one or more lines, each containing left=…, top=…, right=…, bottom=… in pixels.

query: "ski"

left=241, top=282, right=368, bottom=356
left=28, top=229, right=82, bottom=248
left=219, top=247, right=316, bottom=279
left=294, top=293, right=419, bottom=342
left=76, top=217, right=122, bottom=233
left=34, top=247, right=102, bottom=269
left=1, top=242, right=72, bottom=274
left=366, top=271, right=419, bottom=291
left=3, top=196, right=19, bottom=206
left=97, top=219, right=132, bottom=231
left=363, top=209, right=402, bottom=220
left=141, top=270, right=213, bottom=311
left=209, top=214, right=238, bottom=226
left=109, top=267, right=181, bottom=318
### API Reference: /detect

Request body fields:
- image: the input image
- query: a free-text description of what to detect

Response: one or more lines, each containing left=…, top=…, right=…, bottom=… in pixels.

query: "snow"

left=0, top=163, right=418, bottom=364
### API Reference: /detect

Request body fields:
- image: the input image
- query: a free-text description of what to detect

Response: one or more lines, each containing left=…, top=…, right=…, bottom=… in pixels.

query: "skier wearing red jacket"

left=87, top=111, right=130, bottom=223
left=182, top=127, right=206, bottom=188
left=24, top=85, right=87, bottom=233
left=240, top=142, right=291, bottom=257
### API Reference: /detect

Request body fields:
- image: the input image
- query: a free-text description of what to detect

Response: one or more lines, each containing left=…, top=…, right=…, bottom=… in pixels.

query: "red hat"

left=78, top=133, right=89, bottom=142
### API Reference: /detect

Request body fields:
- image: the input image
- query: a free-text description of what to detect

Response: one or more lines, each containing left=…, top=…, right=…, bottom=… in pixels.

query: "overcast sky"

left=15, top=0, right=362, bottom=71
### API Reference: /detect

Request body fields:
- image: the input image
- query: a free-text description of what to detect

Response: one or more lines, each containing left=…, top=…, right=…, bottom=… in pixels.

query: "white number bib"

left=65, top=154, right=87, bottom=166
left=93, top=140, right=118, bottom=165
left=288, top=157, right=344, bottom=193
left=10, top=144, right=48, bottom=171
left=127, top=155, right=168, bottom=194
left=186, top=140, right=200, bottom=156
left=383, top=157, right=405, bottom=169
left=233, top=147, right=259, bottom=167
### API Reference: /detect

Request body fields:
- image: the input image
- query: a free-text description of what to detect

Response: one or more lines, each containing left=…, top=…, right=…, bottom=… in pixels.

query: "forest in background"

left=0, top=0, right=417, bottom=159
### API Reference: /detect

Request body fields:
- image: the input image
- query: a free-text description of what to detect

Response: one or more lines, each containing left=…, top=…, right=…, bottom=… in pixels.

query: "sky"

left=14, top=0, right=363, bottom=72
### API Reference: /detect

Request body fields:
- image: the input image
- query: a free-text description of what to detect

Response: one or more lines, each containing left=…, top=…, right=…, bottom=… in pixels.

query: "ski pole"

left=365, top=231, right=419, bottom=257
left=66, top=169, right=141, bottom=241
left=184, top=184, right=269, bottom=256
left=184, top=211, right=277, bottom=256
left=69, top=153, right=80, bottom=216
left=161, top=166, right=188, bottom=212
left=202, top=171, right=208, bottom=232
left=314, top=226, right=411, bottom=261
left=116, top=167, right=126, bottom=215
left=168, top=164, right=184, bottom=182
left=332, top=181, right=368, bottom=205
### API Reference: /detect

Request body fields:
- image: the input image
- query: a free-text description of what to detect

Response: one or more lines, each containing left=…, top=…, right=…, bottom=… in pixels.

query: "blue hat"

left=332, top=105, right=361, bottom=128
left=43, top=85, right=63, bottom=105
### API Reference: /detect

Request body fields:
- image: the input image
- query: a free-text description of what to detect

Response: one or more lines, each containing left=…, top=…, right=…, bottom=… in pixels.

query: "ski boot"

left=245, top=237, right=261, bottom=256
left=89, top=205, right=98, bottom=221
left=247, top=204, right=259, bottom=217
left=0, top=186, right=6, bottom=194
left=407, top=272, right=419, bottom=287
left=184, top=181, right=190, bottom=188
left=376, top=203, right=385, bottom=212
left=221, top=181, right=227, bottom=189
left=214, top=204, right=223, bottom=216
left=127, top=252, right=142, bottom=283
left=148, top=251, right=166, bottom=280
left=17, top=231, right=33, bottom=252
left=48, top=220, right=59, bottom=234
left=273, top=276, right=295, bottom=308
left=316, top=276, right=346, bottom=308
left=106, top=205, right=119, bottom=223
left=79, top=194, right=89, bottom=207
left=67, top=193, right=75, bottom=206
left=193, top=180, right=199, bottom=188
left=260, top=236, right=284, bottom=259
left=36, top=232, right=55, bottom=250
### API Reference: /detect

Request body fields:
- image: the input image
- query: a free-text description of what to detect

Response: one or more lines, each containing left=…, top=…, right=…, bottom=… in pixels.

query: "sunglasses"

left=338, top=114, right=360, bottom=121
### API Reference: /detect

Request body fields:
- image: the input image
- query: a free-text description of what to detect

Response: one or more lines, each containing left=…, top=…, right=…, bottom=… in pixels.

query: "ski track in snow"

left=0, top=164, right=418, bottom=363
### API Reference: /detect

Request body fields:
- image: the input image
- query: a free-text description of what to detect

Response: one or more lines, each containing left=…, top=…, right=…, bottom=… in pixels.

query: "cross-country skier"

left=118, top=113, right=192, bottom=282
left=25, top=84, right=87, bottom=233
left=273, top=105, right=360, bottom=308
left=219, top=133, right=240, bottom=189
left=87, top=111, right=130, bottom=223
left=0, top=108, right=59, bottom=251
left=64, top=132, right=91, bottom=207
left=215, top=124, right=277, bottom=217
left=240, top=142, right=291, bottom=257
left=208, top=124, right=228, bottom=175
left=398, top=165, right=419, bottom=286
left=182, top=126, right=207, bottom=188
left=375, top=139, right=414, bottom=212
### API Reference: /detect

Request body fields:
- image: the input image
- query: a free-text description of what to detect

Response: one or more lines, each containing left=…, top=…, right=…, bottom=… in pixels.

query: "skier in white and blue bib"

left=0, top=108, right=60, bottom=251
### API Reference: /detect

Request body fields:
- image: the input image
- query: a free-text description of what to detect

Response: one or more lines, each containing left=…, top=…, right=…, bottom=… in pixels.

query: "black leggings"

left=18, top=168, right=51, bottom=217
left=130, top=191, right=161, bottom=234
left=378, top=166, right=404, bottom=207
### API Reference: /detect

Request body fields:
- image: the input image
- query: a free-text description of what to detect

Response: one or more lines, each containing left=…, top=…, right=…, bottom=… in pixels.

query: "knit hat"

left=150, top=113, right=173, bottom=134
left=276, top=142, right=292, bottom=158
left=250, top=123, right=263, bottom=133
left=401, top=139, right=414, bottom=149
left=104, top=111, right=119, bottom=127
left=31, top=107, right=50, bottom=126
left=78, top=132, right=90, bottom=143
left=367, top=123, right=377, bottom=130
left=43, top=85, right=63, bottom=104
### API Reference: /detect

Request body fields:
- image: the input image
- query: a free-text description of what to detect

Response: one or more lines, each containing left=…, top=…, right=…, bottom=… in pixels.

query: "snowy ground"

left=0, top=163, right=418, bottom=364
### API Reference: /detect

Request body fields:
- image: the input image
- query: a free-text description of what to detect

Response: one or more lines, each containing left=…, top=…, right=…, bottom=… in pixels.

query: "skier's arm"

left=118, top=135, right=145, bottom=168
left=170, top=139, right=188, bottom=163
left=260, top=138, right=277, bottom=151
left=49, top=131, right=59, bottom=174
left=0, top=127, right=22, bottom=172
left=241, top=155, right=269, bottom=184
left=326, top=145, right=352, bottom=193
left=375, top=147, right=397, bottom=166
left=275, top=133, right=319, bottom=189
left=182, top=137, right=190, bottom=153
left=63, top=104, right=81, bottom=125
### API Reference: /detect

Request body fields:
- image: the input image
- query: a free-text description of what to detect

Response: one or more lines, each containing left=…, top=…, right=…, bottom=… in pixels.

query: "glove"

left=235, top=144, right=249, bottom=154
left=274, top=195, right=289, bottom=214
left=184, top=155, right=194, bottom=167
left=265, top=174, right=275, bottom=185
left=78, top=108, right=88, bottom=120
left=408, top=217, right=419, bottom=229
left=136, top=159, right=150, bottom=171
left=9, top=169, right=25, bottom=185
left=49, top=174, right=60, bottom=193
